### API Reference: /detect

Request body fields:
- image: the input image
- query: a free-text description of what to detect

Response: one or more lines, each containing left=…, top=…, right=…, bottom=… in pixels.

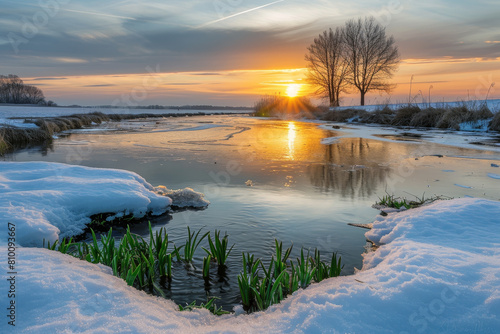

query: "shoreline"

left=0, top=111, right=249, bottom=155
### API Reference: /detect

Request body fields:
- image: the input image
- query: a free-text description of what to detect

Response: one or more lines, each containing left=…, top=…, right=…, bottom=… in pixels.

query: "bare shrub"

left=253, top=95, right=317, bottom=117
left=0, top=127, right=51, bottom=146
left=436, top=106, right=468, bottom=130
left=321, top=108, right=366, bottom=122
left=0, top=133, right=7, bottom=155
left=391, top=105, right=421, bottom=126
left=489, top=112, right=500, bottom=131
left=409, top=108, right=446, bottom=128
left=466, top=104, right=493, bottom=122
left=359, top=107, right=393, bottom=124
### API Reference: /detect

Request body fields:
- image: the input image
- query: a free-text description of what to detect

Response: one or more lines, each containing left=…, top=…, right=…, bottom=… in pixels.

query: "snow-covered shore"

left=0, top=162, right=208, bottom=246
left=333, top=98, right=500, bottom=113
left=1, top=162, right=499, bottom=333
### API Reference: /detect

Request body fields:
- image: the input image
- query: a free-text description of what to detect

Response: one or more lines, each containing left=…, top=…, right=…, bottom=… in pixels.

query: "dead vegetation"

left=490, top=112, right=500, bottom=131
left=359, top=106, right=394, bottom=124
left=0, top=111, right=235, bottom=155
left=0, top=126, right=52, bottom=154
left=409, top=108, right=445, bottom=128
left=321, top=108, right=366, bottom=122
left=391, top=106, right=421, bottom=126
left=321, top=103, right=499, bottom=132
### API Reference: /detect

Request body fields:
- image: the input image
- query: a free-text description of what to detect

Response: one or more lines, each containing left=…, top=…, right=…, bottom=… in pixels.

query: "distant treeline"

left=89, top=104, right=253, bottom=110
left=0, top=74, right=55, bottom=106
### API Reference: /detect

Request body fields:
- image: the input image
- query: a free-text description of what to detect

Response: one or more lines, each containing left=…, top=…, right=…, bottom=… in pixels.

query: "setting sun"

left=285, top=84, right=302, bottom=97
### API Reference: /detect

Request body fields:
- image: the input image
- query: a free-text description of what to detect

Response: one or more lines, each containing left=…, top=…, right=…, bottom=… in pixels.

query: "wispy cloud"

left=33, top=77, right=68, bottom=81
left=82, top=84, right=116, bottom=87
left=192, top=72, right=222, bottom=76
left=51, top=57, right=88, bottom=64
left=60, top=8, right=137, bottom=21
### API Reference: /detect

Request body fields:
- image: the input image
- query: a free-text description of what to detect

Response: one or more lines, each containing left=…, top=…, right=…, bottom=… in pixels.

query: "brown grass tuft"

left=409, top=108, right=446, bottom=128
left=360, top=107, right=394, bottom=124
left=436, top=106, right=469, bottom=130
left=489, top=112, right=500, bottom=131
left=0, top=127, right=52, bottom=154
left=466, top=105, right=494, bottom=122
left=391, top=106, right=421, bottom=126
left=321, top=108, right=366, bottom=122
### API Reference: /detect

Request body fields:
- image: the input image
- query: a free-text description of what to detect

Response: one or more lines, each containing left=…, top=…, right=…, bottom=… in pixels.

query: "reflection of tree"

left=308, top=138, right=393, bottom=198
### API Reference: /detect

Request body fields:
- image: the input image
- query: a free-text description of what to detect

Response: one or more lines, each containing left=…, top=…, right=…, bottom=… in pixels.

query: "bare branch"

left=343, top=17, right=400, bottom=105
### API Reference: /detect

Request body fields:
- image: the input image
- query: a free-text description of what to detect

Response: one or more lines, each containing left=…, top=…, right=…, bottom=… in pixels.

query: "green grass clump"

left=238, top=253, right=261, bottom=311
left=375, top=193, right=452, bottom=210
left=178, top=297, right=230, bottom=315
left=202, top=255, right=211, bottom=280
left=46, top=226, right=344, bottom=315
left=48, top=223, right=176, bottom=295
left=237, top=240, right=343, bottom=313
left=183, top=226, right=209, bottom=263
left=376, top=194, right=411, bottom=209
left=252, top=268, right=287, bottom=311
left=291, top=249, right=316, bottom=289
left=310, top=249, right=343, bottom=283
left=203, top=230, right=234, bottom=268
left=44, top=237, right=74, bottom=254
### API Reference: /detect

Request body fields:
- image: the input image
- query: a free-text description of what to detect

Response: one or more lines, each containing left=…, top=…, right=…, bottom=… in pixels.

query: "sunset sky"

left=0, top=0, right=499, bottom=106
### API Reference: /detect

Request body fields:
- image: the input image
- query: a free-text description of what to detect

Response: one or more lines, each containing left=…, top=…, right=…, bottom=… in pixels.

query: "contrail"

left=196, top=0, right=285, bottom=29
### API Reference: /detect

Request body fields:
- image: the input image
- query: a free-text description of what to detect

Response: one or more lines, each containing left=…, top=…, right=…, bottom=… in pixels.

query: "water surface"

left=4, top=115, right=500, bottom=310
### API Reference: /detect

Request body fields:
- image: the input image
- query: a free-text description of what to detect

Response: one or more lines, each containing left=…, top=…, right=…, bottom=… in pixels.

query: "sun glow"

left=285, top=84, right=302, bottom=97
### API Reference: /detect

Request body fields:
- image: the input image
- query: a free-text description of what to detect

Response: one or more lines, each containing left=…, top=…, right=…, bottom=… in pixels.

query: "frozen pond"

left=3, top=114, right=500, bottom=310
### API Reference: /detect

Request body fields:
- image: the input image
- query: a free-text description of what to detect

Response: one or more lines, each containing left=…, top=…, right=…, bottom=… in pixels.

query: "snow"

left=318, top=123, right=500, bottom=152
left=0, top=162, right=208, bottom=247
left=333, top=98, right=500, bottom=113
left=459, top=119, right=491, bottom=132
left=320, top=137, right=340, bottom=145
left=1, top=162, right=499, bottom=334
left=487, top=173, right=500, bottom=179
left=321, top=99, right=500, bottom=151
left=454, top=183, right=473, bottom=189
left=150, top=124, right=230, bottom=133
left=154, top=185, right=210, bottom=208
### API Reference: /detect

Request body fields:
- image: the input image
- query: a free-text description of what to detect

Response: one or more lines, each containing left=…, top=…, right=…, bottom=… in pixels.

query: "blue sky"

left=0, top=0, right=498, bottom=106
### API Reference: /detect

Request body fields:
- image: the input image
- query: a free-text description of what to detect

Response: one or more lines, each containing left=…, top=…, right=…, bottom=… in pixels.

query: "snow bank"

left=155, top=186, right=210, bottom=208
left=0, top=162, right=210, bottom=246
left=318, top=123, right=500, bottom=152
left=333, top=99, right=500, bottom=113
left=3, top=197, right=499, bottom=333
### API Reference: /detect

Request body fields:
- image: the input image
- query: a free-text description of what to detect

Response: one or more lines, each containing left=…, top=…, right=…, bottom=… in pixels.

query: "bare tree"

left=343, top=17, right=399, bottom=105
left=0, top=75, right=25, bottom=103
left=23, top=85, right=46, bottom=104
left=0, top=74, right=46, bottom=105
left=305, top=28, right=350, bottom=107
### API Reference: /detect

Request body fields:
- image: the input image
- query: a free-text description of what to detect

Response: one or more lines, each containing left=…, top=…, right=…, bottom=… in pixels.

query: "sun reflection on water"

left=287, top=122, right=296, bottom=160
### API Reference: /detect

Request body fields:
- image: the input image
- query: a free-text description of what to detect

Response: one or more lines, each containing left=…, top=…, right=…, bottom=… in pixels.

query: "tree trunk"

left=360, top=92, right=365, bottom=106
left=329, top=95, right=336, bottom=107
